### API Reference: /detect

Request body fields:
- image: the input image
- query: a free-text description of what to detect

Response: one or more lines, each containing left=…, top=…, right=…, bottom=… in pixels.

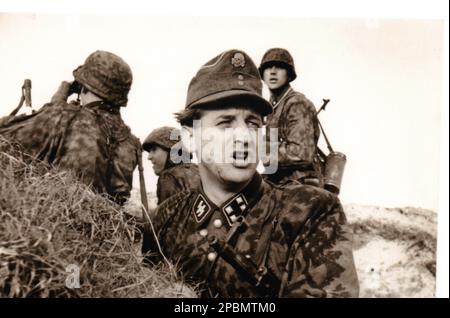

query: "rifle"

left=137, top=145, right=150, bottom=218
left=138, top=144, right=174, bottom=270
left=316, top=98, right=330, bottom=116
left=315, top=99, right=347, bottom=195
left=9, top=79, right=32, bottom=116
left=316, top=98, right=333, bottom=153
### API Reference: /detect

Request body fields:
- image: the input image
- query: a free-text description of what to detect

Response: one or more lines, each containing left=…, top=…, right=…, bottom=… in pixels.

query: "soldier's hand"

left=50, top=81, right=72, bottom=103
left=69, top=81, right=82, bottom=95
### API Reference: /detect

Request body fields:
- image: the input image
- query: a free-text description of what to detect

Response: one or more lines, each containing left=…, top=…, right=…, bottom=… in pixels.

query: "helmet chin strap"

left=163, top=156, right=174, bottom=170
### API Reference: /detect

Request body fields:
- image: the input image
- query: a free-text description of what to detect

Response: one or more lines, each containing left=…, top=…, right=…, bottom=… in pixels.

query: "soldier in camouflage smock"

left=142, top=50, right=359, bottom=298
left=0, top=51, right=141, bottom=205
left=259, top=48, right=322, bottom=187
left=143, top=126, right=200, bottom=204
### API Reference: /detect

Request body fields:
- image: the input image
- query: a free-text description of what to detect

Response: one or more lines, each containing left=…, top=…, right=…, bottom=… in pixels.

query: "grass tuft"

left=0, top=135, right=197, bottom=298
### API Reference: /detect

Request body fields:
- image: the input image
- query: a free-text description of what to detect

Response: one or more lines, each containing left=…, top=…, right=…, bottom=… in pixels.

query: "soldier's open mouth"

left=233, top=151, right=248, bottom=161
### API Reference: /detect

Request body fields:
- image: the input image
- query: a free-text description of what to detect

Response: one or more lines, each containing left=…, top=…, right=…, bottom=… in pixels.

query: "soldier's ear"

left=180, top=126, right=195, bottom=154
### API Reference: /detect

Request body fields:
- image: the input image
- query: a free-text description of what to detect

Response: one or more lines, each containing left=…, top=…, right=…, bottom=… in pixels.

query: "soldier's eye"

left=217, top=120, right=232, bottom=127
left=247, top=120, right=262, bottom=128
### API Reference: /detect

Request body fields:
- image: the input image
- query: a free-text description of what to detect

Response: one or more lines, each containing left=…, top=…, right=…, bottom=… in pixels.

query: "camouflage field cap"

left=259, top=48, right=297, bottom=81
left=185, top=49, right=272, bottom=116
left=142, top=126, right=180, bottom=152
left=73, top=50, right=132, bottom=107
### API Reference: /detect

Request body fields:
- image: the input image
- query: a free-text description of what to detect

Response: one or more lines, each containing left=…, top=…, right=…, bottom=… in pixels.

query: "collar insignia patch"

left=193, top=194, right=211, bottom=223
left=222, top=194, right=248, bottom=226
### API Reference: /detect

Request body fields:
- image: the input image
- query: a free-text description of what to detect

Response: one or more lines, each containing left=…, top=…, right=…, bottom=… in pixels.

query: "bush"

left=0, top=135, right=196, bottom=298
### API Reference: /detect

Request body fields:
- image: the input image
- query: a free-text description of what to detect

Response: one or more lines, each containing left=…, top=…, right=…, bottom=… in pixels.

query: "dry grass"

left=0, top=135, right=197, bottom=298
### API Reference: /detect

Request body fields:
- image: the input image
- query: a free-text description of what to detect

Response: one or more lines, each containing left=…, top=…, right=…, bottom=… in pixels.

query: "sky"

left=0, top=0, right=448, bottom=297
left=0, top=9, right=445, bottom=211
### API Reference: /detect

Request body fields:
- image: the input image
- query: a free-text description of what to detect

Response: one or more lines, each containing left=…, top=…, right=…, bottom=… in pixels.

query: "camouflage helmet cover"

left=259, top=48, right=297, bottom=81
left=142, top=126, right=180, bottom=152
left=73, top=50, right=132, bottom=107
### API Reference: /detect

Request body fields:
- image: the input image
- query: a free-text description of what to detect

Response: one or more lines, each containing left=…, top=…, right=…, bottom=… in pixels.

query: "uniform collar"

left=269, top=85, right=292, bottom=110
left=192, top=173, right=264, bottom=227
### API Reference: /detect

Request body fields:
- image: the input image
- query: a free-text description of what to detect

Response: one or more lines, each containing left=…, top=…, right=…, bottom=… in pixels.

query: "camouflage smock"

left=142, top=172, right=359, bottom=297
left=265, top=86, right=321, bottom=184
left=156, top=163, right=200, bottom=204
left=0, top=100, right=140, bottom=204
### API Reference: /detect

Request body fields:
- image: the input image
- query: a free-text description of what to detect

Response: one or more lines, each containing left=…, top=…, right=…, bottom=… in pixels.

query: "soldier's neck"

left=199, top=167, right=250, bottom=207
left=80, top=91, right=103, bottom=106
left=269, top=84, right=291, bottom=105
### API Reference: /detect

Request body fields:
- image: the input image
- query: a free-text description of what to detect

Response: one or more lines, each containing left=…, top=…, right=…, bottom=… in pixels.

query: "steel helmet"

left=73, top=50, right=132, bottom=107
left=142, top=126, right=180, bottom=152
left=259, top=48, right=297, bottom=81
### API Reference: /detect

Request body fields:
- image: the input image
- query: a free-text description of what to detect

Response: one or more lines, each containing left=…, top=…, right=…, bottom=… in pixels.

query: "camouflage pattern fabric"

left=0, top=115, right=14, bottom=127
left=265, top=168, right=318, bottom=187
left=73, top=50, right=133, bottom=107
left=0, top=100, right=140, bottom=204
left=142, top=173, right=359, bottom=297
left=142, top=126, right=180, bottom=152
left=156, top=163, right=200, bottom=204
left=265, top=86, right=321, bottom=184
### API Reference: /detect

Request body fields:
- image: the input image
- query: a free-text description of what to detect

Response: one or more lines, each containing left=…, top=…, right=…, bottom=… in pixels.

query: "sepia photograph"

left=0, top=0, right=448, bottom=301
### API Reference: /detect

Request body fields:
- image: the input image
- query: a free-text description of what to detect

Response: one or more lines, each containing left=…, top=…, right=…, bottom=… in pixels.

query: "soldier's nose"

left=233, top=127, right=251, bottom=146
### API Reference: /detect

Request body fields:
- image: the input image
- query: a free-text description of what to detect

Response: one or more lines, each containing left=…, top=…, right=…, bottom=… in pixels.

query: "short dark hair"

left=174, top=108, right=202, bottom=127
left=261, top=61, right=295, bottom=82
left=81, top=85, right=90, bottom=95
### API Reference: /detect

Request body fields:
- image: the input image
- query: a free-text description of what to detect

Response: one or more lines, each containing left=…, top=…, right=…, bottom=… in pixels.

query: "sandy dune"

left=345, top=204, right=436, bottom=297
